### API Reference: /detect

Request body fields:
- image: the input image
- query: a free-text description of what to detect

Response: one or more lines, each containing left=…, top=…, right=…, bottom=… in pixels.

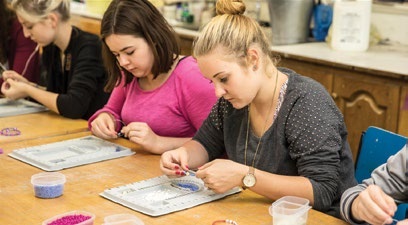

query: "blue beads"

left=31, top=172, right=66, bottom=199
left=34, top=184, right=64, bottom=198
left=173, top=181, right=200, bottom=192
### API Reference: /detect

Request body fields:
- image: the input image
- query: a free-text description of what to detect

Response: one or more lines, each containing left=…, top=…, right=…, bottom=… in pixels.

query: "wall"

left=371, top=4, right=408, bottom=45
left=246, top=0, right=408, bottom=46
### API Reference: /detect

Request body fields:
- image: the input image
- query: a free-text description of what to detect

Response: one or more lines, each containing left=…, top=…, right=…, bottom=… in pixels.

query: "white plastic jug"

left=330, top=0, right=372, bottom=51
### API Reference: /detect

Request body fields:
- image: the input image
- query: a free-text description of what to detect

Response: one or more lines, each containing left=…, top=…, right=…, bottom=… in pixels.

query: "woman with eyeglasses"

left=1, top=0, right=110, bottom=119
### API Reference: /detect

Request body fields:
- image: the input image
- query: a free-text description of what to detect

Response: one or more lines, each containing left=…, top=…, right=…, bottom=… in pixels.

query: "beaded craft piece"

left=0, top=127, right=21, bottom=136
left=100, top=174, right=241, bottom=216
left=8, top=136, right=134, bottom=171
left=0, top=98, right=48, bottom=117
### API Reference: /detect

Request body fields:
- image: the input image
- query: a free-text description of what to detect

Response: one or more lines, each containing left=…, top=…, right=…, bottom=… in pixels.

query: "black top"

left=194, top=68, right=357, bottom=218
left=42, top=26, right=110, bottom=119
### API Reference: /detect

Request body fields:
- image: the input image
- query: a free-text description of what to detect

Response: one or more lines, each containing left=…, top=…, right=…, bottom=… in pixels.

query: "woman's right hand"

left=90, top=112, right=118, bottom=139
left=351, top=185, right=397, bottom=225
left=160, top=147, right=189, bottom=177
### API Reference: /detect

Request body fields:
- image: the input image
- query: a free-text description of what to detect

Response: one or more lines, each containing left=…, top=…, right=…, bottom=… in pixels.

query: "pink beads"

left=46, top=214, right=91, bottom=225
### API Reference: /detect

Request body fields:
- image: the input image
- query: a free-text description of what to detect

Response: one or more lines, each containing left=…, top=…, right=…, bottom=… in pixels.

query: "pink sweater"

left=88, top=56, right=216, bottom=137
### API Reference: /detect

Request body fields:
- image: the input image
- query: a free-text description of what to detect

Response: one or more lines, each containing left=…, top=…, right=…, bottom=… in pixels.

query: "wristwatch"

left=242, top=166, right=256, bottom=189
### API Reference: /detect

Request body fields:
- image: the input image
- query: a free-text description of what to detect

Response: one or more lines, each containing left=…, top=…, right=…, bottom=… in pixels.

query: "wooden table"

left=0, top=132, right=349, bottom=225
left=0, top=111, right=88, bottom=144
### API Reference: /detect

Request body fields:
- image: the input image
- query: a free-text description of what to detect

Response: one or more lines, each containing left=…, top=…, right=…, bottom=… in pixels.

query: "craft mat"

left=0, top=98, right=48, bottom=117
left=9, top=135, right=134, bottom=171
left=100, top=174, right=241, bottom=216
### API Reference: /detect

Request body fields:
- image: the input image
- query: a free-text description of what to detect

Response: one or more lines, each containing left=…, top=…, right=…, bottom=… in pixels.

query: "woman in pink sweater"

left=88, top=0, right=216, bottom=154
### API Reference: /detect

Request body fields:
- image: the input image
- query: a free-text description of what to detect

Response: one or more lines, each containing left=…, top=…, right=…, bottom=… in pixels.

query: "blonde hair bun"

left=216, top=0, right=246, bottom=16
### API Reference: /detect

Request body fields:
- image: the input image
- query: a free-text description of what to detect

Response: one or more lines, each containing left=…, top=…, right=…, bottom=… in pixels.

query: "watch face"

left=243, top=174, right=256, bottom=187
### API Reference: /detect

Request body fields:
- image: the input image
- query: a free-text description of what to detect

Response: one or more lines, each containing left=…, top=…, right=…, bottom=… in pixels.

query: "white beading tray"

left=100, top=174, right=241, bottom=216
left=0, top=98, right=48, bottom=117
left=8, top=135, right=134, bottom=171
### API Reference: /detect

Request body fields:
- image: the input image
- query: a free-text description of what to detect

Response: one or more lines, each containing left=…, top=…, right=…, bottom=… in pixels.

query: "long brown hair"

left=101, top=0, right=180, bottom=92
left=0, top=0, right=15, bottom=63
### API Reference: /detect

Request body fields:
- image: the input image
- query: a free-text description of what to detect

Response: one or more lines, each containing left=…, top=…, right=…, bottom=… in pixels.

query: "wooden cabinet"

left=277, top=56, right=408, bottom=162
left=71, top=14, right=196, bottom=56
left=178, top=35, right=194, bottom=56
left=71, top=14, right=102, bottom=35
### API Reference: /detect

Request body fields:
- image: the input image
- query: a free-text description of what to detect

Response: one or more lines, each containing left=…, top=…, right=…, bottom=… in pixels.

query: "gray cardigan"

left=193, top=68, right=357, bottom=218
left=340, top=144, right=408, bottom=224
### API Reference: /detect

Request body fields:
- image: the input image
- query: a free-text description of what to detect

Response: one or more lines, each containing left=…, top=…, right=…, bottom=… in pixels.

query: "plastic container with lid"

left=42, top=210, right=95, bottom=225
left=31, top=172, right=66, bottom=199
left=269, top=196, right=311, bottom=225
left=103, top=214, right=144, bottom=225
left=330, top=0, right=372, bottom=51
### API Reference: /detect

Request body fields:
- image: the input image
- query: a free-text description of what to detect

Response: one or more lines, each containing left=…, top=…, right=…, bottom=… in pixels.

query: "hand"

left=90, top=112, right=118, bottom=139
left=397, top=219, right=408, bottom=225
left=121, top=122, right=158, bottom=152
left=195, top=159, right=246, bottom=193
left=2, top=70, right=28, bottom=83
left=160, top=147, right=190, bottom=177
left=1, top=78, right=29, bottom=100
left=351, top=185, right=397, bottom=225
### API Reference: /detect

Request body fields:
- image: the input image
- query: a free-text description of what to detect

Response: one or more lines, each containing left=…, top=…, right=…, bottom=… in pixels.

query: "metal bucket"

left=268, top=0, right=314, bottom=45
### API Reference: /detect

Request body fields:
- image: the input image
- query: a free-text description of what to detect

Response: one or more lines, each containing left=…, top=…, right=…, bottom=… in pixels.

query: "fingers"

left=92, top=124, right=116, bottom=139
left=397, top=219, right=408, bottom=225
left=121, top=122, right=148, bottom=138
left=2, top=70, right=25, bottom=82
left=90, top=114, right=117, bottom=139
left=367, top=185, right=397, bottom=216
left=160, top=149, right=190, bottom=178
left=354, top=185, right=397, bottom=225
left=160, top=152, right=182, bottom=176
left=1, top=79, right=22, bottom=100
left=1, top=81, right=9, bottom=93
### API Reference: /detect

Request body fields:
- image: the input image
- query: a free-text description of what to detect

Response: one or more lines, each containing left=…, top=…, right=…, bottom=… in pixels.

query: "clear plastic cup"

left=31, top=172, right=66, bottom=199
left=269, top=196, right=311, bottom=225
left=103, top=214, right=144, bottom=225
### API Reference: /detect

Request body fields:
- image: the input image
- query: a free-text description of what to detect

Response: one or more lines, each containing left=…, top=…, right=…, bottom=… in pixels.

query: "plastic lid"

left=269, top=196, right=311, bottom=216
left=104, top=214, right=144, bottom=225
left=31, top=172, right=66, bottom=186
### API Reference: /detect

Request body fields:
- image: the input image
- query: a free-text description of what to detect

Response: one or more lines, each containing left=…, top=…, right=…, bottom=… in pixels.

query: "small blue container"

left=31, top=172, right=66, bottom=198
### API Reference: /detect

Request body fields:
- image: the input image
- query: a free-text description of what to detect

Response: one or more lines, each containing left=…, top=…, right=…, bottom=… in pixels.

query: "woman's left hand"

left=121, top=122, right=159, bottom=151
left=195, top=159, right=247, bottom=193
left=1, top=78, right=29, bottom=100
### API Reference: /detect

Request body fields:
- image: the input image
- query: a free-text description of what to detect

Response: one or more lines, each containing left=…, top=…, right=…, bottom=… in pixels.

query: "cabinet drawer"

left=278, top=58, right=333, bottom=92
left=332, top=73, right=400, bottom=160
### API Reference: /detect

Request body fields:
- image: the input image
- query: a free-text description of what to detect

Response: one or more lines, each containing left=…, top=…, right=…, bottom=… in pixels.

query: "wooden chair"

left=355, top=126, right=408, bottom=220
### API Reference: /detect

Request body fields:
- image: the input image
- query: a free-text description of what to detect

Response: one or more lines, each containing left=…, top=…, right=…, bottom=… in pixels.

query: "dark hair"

left=0, top=0, right=15, bottom=63
left=101, top=0, right=180, bottom=92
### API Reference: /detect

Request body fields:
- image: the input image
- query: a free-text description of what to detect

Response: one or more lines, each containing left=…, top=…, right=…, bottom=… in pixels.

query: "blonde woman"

left=160, top=0, right=356, bottom=218
left=1, top=0, right=109, bottom=119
